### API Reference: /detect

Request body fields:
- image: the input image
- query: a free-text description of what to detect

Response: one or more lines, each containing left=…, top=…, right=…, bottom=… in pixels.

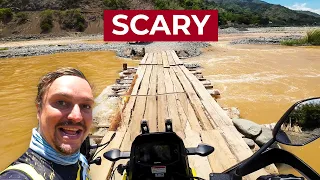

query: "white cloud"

left=287, top=3, right=320, bottom=15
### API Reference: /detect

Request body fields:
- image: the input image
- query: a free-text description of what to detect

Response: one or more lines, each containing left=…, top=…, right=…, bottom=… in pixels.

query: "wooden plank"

left=113, top=131, right=132, bottom=180
left=157, top=65, right=166, bottom=95
left=169, top=67, right=184, bottom=93
left=139, top=53, right=149, bottom=64
left=89, top=131, right=126, bottom=180
left=166, top=50, right=176, bottom=66
left=129, top=96, right=147, bottom=140
left=201, top=130, right=238, bottom=173
left=170, top=50, right=183, bottom=65
left=173, top=66, right=213, bottom=130
left=131, top=65, right=147, bottom=96
left=167, top=94, right=184, bottom=138
left=162, top=51, right=169, bottom=68
left=139, top=65, right=153, bottom=95
left=157, top=66, right=168, bottom=132
left=180, top=66, right=233, bottom=127
left=148, top=65, right=157, bottom=96
left=183, top=129, right=212, bottom=179
left=163, top=68, right=174, bottom=93
left=144, top=96, right=157, bottom=132
left=219, top=126, right=269, bottom=179
left=157, top=95, right=168, bottom=132
left=144, top=65, right=158, bottom=132
left=156, top=52, right=162, bottom=65
left=152, top=52, right=158, bottom=65
left=145, top=52, right=154, bottom=64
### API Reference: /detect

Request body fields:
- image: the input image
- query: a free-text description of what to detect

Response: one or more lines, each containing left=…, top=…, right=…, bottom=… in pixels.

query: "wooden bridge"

left=90, top=51, right=270, bottom=180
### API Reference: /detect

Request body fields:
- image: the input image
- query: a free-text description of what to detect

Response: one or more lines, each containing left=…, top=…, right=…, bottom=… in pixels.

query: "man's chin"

left=56, top=143, right=80, bottom=155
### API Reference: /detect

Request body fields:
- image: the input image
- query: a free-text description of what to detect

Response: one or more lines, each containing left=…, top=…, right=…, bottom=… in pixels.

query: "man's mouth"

left=58, top=127, right=83, bottom=139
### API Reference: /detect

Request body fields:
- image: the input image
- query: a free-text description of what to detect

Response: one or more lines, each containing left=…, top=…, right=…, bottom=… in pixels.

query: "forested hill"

left=1, top=0, right=319, bottom=37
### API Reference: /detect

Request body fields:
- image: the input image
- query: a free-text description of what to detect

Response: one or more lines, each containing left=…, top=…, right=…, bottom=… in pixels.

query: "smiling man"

left=0, top=67, right=94, bottom=180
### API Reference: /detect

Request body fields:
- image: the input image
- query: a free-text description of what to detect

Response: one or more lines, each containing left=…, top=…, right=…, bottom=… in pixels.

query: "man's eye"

left=82, top=104, right=91, bottom=109
left=57, top=101, right=67, bottom=106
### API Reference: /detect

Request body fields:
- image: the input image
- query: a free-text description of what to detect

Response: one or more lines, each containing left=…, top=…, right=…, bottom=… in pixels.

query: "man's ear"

left=36, top=103, right=41, bottom=121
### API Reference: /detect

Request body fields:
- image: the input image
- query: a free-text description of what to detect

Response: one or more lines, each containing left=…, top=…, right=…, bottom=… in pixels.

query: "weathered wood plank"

left=157, top=95, right=168, bottom=132
left=152, top=52, right=158, bottom=65
left=170, top=50, right=183, bottom=65
left=166, top=50, right=176, bottom=66
left=122, top=65, right=147, bottom=128
left=149, top=65, right=157, bottom=96
left=129, top=96, right=147, bottom=140
left=131, top=65, right=147, bottom=96
left=167, top=94, right=185, bottom=138
left=219, top=126, right=269, bottom=179
left=183, top=129, right=212, bottom=179
left=146, top=52, right=154, bottom=64
left=139, top=65, right=153, bottom=95
left=162, top=51, right=170, bottom=68
left=163, top=68, right=174, bottom=93
left=169, top=67, right=184, bottom=93
left=156, top=52, right=162, bottom=65
left=201, top=130, right=238, bottom=173
left=140, top=53, right=149, bottom=64
left=173, top=66, right=213, bottom=130
left=144, top=96, right=157, bottom=132
left=89, top=131, right=126, bottom=180
left=180, top=65, right=233, bottom=127
left=157, top=65, right=166, bottom=95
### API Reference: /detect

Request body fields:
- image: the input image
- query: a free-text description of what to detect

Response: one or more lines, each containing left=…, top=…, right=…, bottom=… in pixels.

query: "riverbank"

left=1, top=27, right=318, bottom=59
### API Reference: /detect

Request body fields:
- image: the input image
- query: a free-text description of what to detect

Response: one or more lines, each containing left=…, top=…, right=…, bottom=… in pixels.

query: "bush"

left=306, top=29, right=320, bottom=45
left=281, top=29, right=320, bottom=46
left=104, top=0, right=129, bottom=10
left=16, top=12, right=28, bottom=24
left=59, top=9, right=86, bottom=31
left=280, top=38, right=307, bottom=46
left=0, top=8, right=13, bottom=23
left=40, top=10, right=54, bottom=32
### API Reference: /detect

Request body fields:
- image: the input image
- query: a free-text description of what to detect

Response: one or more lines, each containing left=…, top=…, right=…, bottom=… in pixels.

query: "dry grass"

left=108, top=74, right=138, bottom=131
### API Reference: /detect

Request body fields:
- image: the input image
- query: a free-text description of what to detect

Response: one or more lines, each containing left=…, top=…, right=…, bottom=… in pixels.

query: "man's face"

left=37, top=75, right=94, bottom=155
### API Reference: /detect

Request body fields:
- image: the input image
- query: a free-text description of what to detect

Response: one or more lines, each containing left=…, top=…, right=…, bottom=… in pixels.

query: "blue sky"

left=263, top=0, right=320, bottom=14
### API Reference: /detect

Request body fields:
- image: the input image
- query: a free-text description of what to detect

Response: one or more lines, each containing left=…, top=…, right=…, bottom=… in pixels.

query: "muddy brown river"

left=0, top=37, right=319, bottom=176
left=0, top=51, right=138, bottom=170
left=186, top=37, right=320, bottom=174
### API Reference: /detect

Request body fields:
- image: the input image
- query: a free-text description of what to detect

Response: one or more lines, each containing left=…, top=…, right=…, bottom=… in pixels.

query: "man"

left=0, top=67, right=94, bottom=180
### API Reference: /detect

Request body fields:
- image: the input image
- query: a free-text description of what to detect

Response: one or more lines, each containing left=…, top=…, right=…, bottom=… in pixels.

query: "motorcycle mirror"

left=273, top=97, right=320, bottom=146
left=187, top=144, right=214, bottom=156
left=103, top=149, right=130, bottom=162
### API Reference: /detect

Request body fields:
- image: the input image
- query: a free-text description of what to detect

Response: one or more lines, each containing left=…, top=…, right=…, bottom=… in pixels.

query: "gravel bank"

left=0, top=40, right=210, bottom=59
left=230, top=35, right=303, bottom=45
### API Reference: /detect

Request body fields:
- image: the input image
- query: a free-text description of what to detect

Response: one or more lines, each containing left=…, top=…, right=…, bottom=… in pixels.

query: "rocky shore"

left=0, top=41, right=210, bottom=59
left=230, top=35, right=303, bottom=45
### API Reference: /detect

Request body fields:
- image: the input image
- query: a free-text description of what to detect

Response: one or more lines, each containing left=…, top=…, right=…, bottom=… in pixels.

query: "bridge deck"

left=90, top=51, right=269, bottom=180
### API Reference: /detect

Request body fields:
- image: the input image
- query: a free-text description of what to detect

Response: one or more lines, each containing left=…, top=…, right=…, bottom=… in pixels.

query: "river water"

left=0, top=51, right=138, bottom=170
left=186, top=39, right=320, bottom=174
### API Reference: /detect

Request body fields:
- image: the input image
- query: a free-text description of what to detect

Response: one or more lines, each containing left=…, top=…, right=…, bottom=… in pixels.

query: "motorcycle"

left=88, top=97, right=320, bottom=180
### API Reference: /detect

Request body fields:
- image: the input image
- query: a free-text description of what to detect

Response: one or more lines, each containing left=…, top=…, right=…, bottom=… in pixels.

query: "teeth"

left=62, top=127, right=79, bottom=131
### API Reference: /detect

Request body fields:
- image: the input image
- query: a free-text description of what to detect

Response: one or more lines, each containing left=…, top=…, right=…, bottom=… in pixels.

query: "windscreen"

left=135, top=142, right=179, bottom=165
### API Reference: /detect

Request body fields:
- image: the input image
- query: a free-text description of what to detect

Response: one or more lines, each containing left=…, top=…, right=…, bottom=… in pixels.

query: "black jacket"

left=0, top=148, right=88, bottom=180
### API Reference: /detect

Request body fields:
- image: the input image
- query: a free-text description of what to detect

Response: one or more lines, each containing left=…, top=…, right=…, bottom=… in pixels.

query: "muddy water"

left=0, top=51, right=138, bottom=170
left=186, top=41, right=320, bottom=174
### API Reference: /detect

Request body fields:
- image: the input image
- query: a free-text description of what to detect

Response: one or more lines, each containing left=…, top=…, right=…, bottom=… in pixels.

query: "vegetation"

left=103, top=0, right=130, bottom=10
left=281, top=29, right=320, bottom=46
left=58, top=9, right=86, bottom=31
left=15, top=12, right=28, bottom=24
left=0, top=47, right=8, bottom=51
left=287, top=102, right=320, bottom=130
left=0, top=8, right=12, bottom=23
left=40, top=10, right=54, bottom=32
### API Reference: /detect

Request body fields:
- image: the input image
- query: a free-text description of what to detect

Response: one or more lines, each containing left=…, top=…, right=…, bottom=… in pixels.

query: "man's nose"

left=68, top=104, right=83, bottom=122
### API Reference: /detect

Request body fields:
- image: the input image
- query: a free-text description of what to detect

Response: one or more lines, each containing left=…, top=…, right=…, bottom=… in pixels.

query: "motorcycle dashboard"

left=134, top=142, right=180, bottom=165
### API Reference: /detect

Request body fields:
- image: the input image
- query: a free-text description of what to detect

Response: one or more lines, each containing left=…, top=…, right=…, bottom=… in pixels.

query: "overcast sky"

left=263, top=0, right=320, bottom=14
